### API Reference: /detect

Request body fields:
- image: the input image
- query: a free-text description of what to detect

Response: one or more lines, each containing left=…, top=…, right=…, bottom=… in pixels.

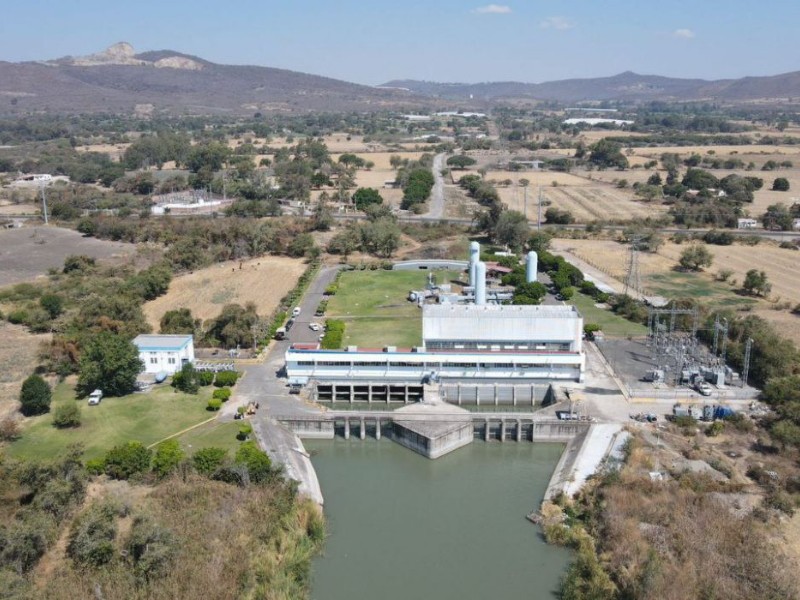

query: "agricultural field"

left=143, top=256, right=305, bottom=330
left=0, top=225, right=136, bottom=287
left=553, top=237, right=800, bottom=343
left=0, top=322, right=48, bottom=417
left=7, top=381, right=216, bottom=461
left=325, top=269, right=462, bottom=348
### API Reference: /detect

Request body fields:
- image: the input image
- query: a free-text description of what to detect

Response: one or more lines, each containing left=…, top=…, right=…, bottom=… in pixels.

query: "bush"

left=0, top=513, right=57, bottom=573
left=213, top=371, right=239, bottom=387
left=103, top=442, right=152, bottom=480
left=85, top=458, right=105, bottom=475
left=171, top=363, right=199, bottom=394
left=0, top=415, right=21, bottom=441
left=212, top=387, right=232, bottom=402
left=772, top=177, right=790, bottom=191
left=19, top=374, right=51, bottom=416
left=197, top=371, right=215, bottom=386
left=127, top=515, right=176, bottom=580
left=66, top=502, right=118, bottom=567
left=207, top=398, right=222, bottom=411
left=235, top=441, right=273, bottom=484
left=192, top=447, right=227, bottom=476
left=151, top=440, right=185, bottom=479
left=705, top=421, right=725, bottom=437
left=52, top=402, right=81, bottom=429
left=321, top=320, right=345, bottom=350
left=237, top=422, right=253, bottom=441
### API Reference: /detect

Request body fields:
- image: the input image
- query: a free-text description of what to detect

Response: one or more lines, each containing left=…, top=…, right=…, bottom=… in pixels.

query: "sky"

left=0, top=0, right=798, bottom=85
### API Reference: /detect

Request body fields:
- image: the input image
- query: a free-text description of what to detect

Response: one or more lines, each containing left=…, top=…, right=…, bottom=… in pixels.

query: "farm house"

left=133, top=334, right=195, bottom=375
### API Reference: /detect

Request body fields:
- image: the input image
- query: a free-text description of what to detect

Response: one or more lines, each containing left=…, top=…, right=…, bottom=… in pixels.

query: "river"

left=306, top=439, right=571, bottom=600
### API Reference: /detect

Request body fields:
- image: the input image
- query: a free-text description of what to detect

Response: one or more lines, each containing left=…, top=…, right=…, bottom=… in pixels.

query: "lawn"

left=326, top=269, right=462, bottom=348
left=571, top=293, right=648, bottom=338
left=176, top=420, right=243, bottom=455
left=8, top=382, right=217, bottom=461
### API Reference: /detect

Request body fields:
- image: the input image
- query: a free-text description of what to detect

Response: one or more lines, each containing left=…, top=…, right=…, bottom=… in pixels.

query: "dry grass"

left=142, top=256, right=305, bottom=329
left=0, top=322, right=48, bottom=418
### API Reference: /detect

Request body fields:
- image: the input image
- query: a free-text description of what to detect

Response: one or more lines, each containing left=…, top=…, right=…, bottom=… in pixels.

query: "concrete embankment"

left=543, top=423, right=625, bottom=501
left=252, top=417, right=324, bottom=506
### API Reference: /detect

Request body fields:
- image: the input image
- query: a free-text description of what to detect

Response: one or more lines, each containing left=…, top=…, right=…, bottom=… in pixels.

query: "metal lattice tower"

left=742, top=337, right=754, bottom=388
left=624, top=236, right=642, bottom=296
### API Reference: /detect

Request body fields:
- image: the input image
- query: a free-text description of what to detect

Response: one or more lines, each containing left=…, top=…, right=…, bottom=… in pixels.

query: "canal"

left=306, top=439, right=571, bottom=600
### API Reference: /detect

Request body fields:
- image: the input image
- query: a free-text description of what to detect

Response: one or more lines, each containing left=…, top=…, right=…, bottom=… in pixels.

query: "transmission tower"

left=624, top=236, right=642, bottom=296
left=742, top=337, right=754, bottom=388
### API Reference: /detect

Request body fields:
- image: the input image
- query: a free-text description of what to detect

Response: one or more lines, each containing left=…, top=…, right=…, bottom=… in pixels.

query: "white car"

left=309, top=323, right=321, bottom=331
left=88, top=389, right=103, bottom=405
left=292, top=307, right=302, bottom=317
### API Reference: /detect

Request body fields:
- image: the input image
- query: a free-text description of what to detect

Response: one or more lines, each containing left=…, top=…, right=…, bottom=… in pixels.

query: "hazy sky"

left=0, top=0, right=797, bottom=85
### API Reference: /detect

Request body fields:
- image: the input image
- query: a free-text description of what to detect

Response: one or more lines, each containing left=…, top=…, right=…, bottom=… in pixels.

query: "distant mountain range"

left=0, top=43, right=798, bottom=116
left=381, top=71, right=800, bottom=103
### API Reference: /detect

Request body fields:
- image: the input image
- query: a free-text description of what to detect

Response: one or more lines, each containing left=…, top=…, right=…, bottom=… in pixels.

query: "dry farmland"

left=0, top=322, right=48, bottom=416
left=142, top=256, right=305, bottom=330
left=0, top=226, right=136, bottom=287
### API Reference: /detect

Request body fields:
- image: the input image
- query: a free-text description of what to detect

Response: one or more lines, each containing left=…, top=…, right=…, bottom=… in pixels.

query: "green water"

left=306, top=439, right=572, bottom=600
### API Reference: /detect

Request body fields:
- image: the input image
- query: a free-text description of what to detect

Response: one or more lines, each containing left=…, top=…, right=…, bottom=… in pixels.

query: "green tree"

left=287, top=233, right=316, bottom=258
left=151, top=440, right=186, bottom=478
left=762, top=203, right=794, bottom=231
left=493, top=210, right=529, bottom=251
left=19, top=374, right=52, bottom=416
left=682, top=168, right=719, bottom=190
left=588, top=139, right=628, bottom=169
left=171, top=363, right=199, bottom=394
left=205, top=303, right=259, bottom=349
left=743, top=269, right=771, bottom=296
left=235, top=441, right=273, bottom=484
left=772, top=177, right=790, bottom=192
left=160, top=308, right=198, bottom=335
left=446, top=155, right=477, bottom=169
left=352, top=187, right=383, bottom=211
left=528, top=231, right=552, bottom=253
left=77, top=332, right=144, bottom=397
left=678, top=243, right=714, bottom=271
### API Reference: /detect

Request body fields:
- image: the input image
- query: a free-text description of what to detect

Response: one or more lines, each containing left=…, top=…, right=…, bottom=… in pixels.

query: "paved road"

left=425, top=153, right=446, bottom=220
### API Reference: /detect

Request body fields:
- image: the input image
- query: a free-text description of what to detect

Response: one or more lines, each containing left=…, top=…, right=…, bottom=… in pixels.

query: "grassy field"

left=325, top=269, right=462, bottom=348
left=0, top=322, right=48, bottom=417
left=176, top=419, right=243, bottom=454
left=570, top=293, right=648, bottom=337
left=8, top=382, right=216, bottom=461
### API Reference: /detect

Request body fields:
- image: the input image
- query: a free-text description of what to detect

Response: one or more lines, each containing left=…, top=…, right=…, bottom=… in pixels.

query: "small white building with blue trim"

left=133, top=334, right=195, bottom=375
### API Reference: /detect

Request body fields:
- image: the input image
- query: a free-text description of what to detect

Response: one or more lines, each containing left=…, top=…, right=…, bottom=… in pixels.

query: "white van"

left=292, top=307, right=302, bottom=317
left=88, top=389, right=103, bottom=405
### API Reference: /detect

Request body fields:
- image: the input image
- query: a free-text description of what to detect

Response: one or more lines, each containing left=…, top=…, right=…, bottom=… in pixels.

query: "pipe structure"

left=526, top=251, right=538, bottom=283
left=475, top=261, right=487, bottom=305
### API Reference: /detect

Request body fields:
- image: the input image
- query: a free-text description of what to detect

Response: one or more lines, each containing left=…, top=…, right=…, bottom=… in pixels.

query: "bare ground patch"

left=142, top=256, right=305, bottom=329
left=0, top=321, right=48, bottom=417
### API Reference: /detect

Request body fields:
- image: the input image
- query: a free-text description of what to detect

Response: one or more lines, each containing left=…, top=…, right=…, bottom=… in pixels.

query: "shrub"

left=1, top=513, right=57, bottom=573
left=197, top=371, right=215, bottom=386
left=237, top=422, right=253, bottom=441
left=207, top=398, right=222, bottom=411
left=103, top=442, right=152, bottom=480
left=0, top=415, right=21, bottom=441
left=19, top=374, right=51, bottom=416
left=171, top=363, right=199, bottom=394
left=52, top=402, right=81, bottom=429
left=192, top=447, right=227, bottom=476
left=214, top=371, right=239, bottom=387
left=772, top=177, right=790, bottom=191
left=705, top=421, right=725, bottom=437
left=85, top=458, right=105, bottom=475
left=127, top=515, right=176, bottom=580
left=7, top=309, right=30, bottom=325
left=66, top=502, right=118, bottom=567
left=151, top=440, right=185, bottom=479
left=235, top=441, right=273, bottom=484
left=212, top=387, right=232, bottom=402
left=321, top=320, right=345, bottom=350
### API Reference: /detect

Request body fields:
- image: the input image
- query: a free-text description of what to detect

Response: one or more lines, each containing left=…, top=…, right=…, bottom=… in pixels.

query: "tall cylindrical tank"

left=475, top=261, right=487, bottom=306
left=526, top=251, right=538, bottom=283
left=469, top=241, right=480, bottom=287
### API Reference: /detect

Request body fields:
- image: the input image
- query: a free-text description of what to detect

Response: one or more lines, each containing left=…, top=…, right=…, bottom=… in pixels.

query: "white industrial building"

left=133, top=334, right=195, bottom=375
left=285, top=304, right=584, bottom=383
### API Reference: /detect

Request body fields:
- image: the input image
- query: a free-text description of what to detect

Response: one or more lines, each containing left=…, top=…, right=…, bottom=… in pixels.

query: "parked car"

left=696, top=381, right=713, bottom=396
left=292, top=307, right=302, bottom=317
left=309, top=322, right=321, bottom=331
left=88, top=389, right=103, bottom=405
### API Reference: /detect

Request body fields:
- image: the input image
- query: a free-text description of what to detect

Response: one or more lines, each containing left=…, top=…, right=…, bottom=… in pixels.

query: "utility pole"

left=523, top=185, right=528, bottom=220
left=742, top=338, right=753, bottom=388
left=40, top=182, right=48, bottom=225
left=537, top=186, right=542, bottom=232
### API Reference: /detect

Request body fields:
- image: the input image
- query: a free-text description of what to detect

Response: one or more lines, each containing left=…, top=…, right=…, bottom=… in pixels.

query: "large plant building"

left=285, top=304, right=584, bottom=383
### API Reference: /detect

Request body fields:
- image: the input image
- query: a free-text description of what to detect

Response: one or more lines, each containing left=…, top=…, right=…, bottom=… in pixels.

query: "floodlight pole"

left=40, top=183, right=48, bottom=225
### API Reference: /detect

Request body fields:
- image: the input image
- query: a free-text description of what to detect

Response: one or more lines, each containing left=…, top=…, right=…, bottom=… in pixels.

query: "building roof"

left=422, top=304, right=582, bottom=343
left=133, top=334, right=193, bottom=351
